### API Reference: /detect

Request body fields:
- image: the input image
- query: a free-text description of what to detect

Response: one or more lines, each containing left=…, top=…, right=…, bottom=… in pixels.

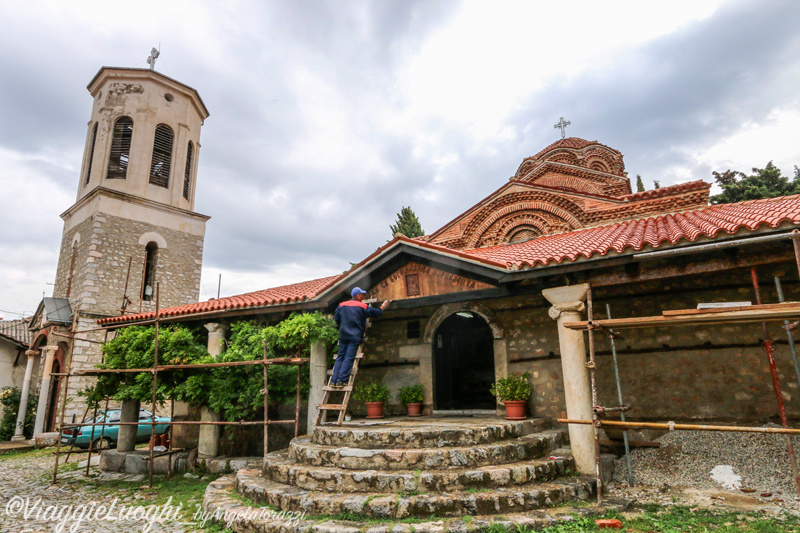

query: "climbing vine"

left=80, top=312, right=338, bottom=422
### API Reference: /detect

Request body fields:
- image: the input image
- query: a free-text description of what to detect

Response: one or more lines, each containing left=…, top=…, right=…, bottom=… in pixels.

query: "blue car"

left=61, top=409, right=170, bottom=449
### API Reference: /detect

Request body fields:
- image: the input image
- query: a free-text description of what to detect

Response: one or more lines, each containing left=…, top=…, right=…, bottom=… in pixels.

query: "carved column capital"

left=204, top=322, right=229, bottom=335
left=547, top=301, right=586, bottom=320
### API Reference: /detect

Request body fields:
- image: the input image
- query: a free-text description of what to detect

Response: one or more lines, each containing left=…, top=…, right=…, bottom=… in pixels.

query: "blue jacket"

left=334, top=299, right=383, bottom=342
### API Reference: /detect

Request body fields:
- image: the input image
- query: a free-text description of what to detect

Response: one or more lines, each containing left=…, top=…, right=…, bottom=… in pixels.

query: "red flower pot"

left=503, top=400, right=527, bottom=420
left=365, top=402, right=385, bottom=419
left=406, top=403, right=422, bottom=417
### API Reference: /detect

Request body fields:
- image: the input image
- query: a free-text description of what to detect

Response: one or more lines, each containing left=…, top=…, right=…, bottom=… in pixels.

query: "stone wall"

left=53, top=211, right=203, bottom=317
left=358, top=264, right=800, bottom=423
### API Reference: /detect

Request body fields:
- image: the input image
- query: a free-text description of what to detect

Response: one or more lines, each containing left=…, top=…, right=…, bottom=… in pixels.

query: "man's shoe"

left=331, top=382, right=343, bottom=389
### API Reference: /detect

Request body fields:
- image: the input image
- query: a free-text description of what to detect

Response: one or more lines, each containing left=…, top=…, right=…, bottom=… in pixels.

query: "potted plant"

left=398, top=384, right=424, bottom=417
left=490, top=372, right=531, bottom=420
left=353, top=380, right=391, bottom=419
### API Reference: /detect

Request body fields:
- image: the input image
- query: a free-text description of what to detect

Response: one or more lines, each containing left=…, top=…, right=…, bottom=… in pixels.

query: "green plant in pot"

left=490, top=372, right=531, bottom=420
left=398, top=384, right=424, bottom=417
left=353, top=379, right=391, bottom=419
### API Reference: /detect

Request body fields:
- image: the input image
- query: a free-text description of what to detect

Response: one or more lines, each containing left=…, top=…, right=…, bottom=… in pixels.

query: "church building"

left=99, top=132, right=800, bottom=471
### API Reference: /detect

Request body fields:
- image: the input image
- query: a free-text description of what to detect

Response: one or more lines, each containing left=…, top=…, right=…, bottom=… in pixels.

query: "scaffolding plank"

left=564, top=305, right=800, bottom=330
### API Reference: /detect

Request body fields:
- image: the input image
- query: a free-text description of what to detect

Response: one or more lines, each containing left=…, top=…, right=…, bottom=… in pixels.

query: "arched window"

left=183, top=141, right=193, bottom=200
left=106, top=117, right=133, bottom=180
left=141, top=242, right=158, bottom=301
left=149, top=124, right=174, bottom=188
left=85, top=123, right=98, bottom=185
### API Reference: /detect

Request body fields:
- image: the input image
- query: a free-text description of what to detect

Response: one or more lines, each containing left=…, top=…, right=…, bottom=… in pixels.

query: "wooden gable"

left=365, top=262, right=495, bottom=301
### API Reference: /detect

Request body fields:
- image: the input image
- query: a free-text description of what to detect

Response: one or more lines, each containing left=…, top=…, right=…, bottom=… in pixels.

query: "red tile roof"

left=0, top=319, right=31, bottom=347
left=531, top=137, right=618, bottom=160
left=463, top=195, right=800, bottom=269
left=620, top=180, right=710, bottom=200
left=97, top=196, right=800, bottom=326
left=97, top=274, right=342, bottom=325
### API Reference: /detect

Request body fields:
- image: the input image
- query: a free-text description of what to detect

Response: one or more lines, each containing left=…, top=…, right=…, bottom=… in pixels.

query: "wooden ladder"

left=315, top=342, right=364, bottom=426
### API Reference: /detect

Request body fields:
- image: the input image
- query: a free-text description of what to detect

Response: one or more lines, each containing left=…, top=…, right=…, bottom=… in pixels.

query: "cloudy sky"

left=1, top=0, right=799, bottom=318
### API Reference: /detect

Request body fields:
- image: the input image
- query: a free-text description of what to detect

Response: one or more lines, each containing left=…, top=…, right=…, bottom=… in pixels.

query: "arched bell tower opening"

left=432, top=312, right=495, bottom=411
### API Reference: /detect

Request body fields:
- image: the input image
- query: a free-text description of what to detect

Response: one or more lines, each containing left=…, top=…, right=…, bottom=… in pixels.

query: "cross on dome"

left=554, top=117, right=571, bottom=139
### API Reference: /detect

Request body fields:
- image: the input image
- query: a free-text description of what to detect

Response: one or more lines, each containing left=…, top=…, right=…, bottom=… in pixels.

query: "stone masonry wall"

left=53, top=211, right=203, bottom=316
left=360, top=264, right=800, bottom=423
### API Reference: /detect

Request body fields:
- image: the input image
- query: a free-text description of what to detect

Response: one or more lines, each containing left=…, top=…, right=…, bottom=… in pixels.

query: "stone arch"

left=465, top=198, right=584, bottom=249
left=476, top=212, right=554, bottom=248
left=138, top=232, right=167, bottom=249
left=423, top=302, right=504, bottom=344
left=31, top=332, right=48, bottom=350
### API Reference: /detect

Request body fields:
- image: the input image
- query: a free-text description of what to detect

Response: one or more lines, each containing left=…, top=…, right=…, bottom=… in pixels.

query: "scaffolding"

left=560, top=233, right=800, bottom=502
left=50, top=283, right=309, bottom=487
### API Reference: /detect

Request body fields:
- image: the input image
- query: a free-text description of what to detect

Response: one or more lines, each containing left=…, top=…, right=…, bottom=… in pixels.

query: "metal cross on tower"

left=554, top=117, right=571, bottom=139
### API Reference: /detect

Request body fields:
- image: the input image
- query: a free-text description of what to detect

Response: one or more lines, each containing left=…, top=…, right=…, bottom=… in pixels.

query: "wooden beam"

left=564, top=304, right=800, bottom=330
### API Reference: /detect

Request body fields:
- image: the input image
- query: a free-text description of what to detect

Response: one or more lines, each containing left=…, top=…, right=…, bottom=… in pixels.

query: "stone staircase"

left=203, top=417, right=624, bottom=532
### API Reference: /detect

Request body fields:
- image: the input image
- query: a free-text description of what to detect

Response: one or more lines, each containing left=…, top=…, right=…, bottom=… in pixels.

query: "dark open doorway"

left=46, top=359, right=61, bottom=432
left=433, top=312, right=495, bottom=410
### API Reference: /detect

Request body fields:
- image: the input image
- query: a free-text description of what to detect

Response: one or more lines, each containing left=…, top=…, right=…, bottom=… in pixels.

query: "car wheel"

left=93, top=437, right=112, bottom=450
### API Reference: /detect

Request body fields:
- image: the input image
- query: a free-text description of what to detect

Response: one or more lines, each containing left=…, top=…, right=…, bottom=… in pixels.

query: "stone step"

left=312, top=418, right=548, bottom=449
left=264, top=449, right=576, bottom=493
left=290, top=429, right=567, bottom=471
left=205, top=475, right=629, bottom=533
left=234, top=468, right=596, bottom=518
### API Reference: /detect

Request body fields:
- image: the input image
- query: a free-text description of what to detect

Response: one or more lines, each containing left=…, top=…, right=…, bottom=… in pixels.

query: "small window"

left=106, top=117, right=133, bottom=179
left=149, top=124, right=174, bottom=188
left=142, top=242, right=158, bottom=301
left=85, top=123, right=98, bottom=184
left=183, top=141, right=193, bottom=200
left=407, top=320, right=421, bottom=339
left=108, top=412, right=121, bottom=423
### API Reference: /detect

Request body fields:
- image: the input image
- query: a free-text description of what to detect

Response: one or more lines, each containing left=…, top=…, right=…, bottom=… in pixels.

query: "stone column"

left=198, top=323, right=227, bottom=457
left=307, top=342, right=327, bottom=434
left=117, top=399, right=140, bottom=452
left=541, top=283, right=595, bottom=474
left=492, top=339, right=509, bottom=417
left=205, top=323, right=228, bottom=356
left=418, top=348, right=434, bottom=416
left=11, top=350, right=37, bottom=441
left=198, top=407, right=220, bottom=458
left=33, top=346, right=57, bottom=436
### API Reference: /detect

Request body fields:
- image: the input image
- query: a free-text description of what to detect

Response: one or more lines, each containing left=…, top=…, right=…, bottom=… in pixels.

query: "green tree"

left=636, top=174, right=645, bottom=193
left=653, top=180, right=661, bottom=189
left=390, top=206, right=424, bottom=238
left=710, top=162, right=800, bottom=204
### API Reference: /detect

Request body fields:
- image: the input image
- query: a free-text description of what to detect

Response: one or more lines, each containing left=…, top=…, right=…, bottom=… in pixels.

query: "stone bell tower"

left=53, top=66, right=210, bottom=316
left=24, top=66, right=213, bottom=431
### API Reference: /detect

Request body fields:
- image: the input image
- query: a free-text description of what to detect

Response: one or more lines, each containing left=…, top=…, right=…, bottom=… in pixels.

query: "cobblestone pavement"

left=0, top=448, right=211, bottom=533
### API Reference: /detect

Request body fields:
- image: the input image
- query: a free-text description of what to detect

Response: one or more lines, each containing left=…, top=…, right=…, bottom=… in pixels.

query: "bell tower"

left=52, top=67, right=211, bottom=315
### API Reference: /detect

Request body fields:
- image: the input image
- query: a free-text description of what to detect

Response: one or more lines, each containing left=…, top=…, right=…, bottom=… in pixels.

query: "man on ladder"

left=331, top=287, right=389, bottom=387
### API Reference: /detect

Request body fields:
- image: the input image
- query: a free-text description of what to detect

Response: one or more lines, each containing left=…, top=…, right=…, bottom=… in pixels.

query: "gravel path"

left=609, top=428, right=800, bottom=513
left=0, top=448, right=204, bottom=532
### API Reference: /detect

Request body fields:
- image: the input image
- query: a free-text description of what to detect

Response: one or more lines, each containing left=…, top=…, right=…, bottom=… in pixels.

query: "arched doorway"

left=45, top=344, right=66, bottom=432
left=433, top=312, right=495, bottom=410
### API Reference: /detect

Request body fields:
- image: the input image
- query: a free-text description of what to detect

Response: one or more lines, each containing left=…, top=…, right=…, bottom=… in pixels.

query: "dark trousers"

left=331, top=339, right=360, bottom=384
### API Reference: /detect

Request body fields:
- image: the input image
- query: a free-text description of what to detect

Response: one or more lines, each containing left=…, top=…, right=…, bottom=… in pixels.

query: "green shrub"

left=353, top=380, right=390, bottom=403
left=489, top=372, right=531, bottom=402
left=0, top=386, right=38, bottom=440
left=398, top=384, right=423, bottom=404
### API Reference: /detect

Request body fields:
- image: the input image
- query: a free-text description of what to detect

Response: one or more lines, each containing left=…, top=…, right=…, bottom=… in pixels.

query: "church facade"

left=100, top=134, right=800, bottom=453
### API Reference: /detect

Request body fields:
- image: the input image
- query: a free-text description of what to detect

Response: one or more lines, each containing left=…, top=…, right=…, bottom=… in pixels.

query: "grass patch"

left=466, top=487, right=492, bottom=494
left=476, top=506, right=800, bottom=532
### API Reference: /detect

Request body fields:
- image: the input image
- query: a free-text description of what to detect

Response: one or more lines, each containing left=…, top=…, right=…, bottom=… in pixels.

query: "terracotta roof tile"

left=532, top=137, right=600, bottom=159
left=0, top=319, right=31, bottom=347
left=97, top=274, right=343, bottom=325
left=462, top=195, right=800, bottom=268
